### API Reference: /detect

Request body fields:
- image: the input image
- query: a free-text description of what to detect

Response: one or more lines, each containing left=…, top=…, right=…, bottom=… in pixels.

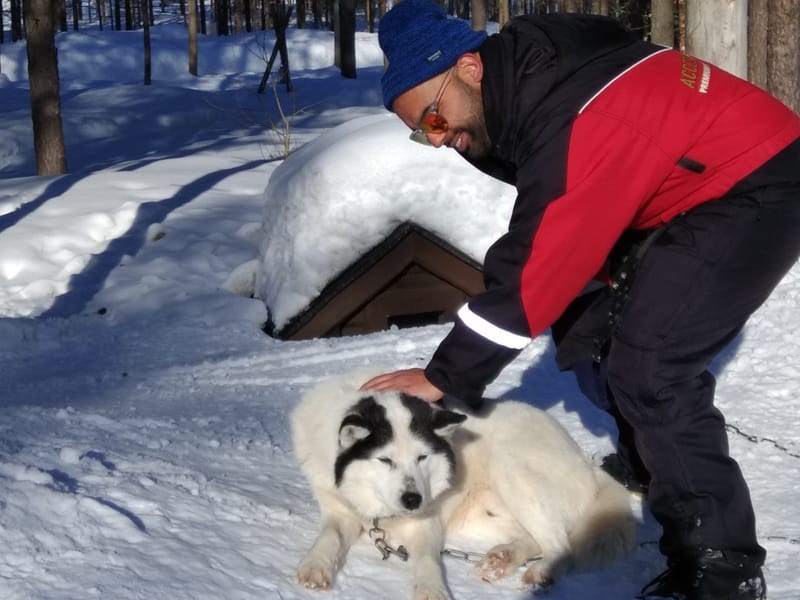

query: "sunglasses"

left=409, top=67, right=454, bottom=146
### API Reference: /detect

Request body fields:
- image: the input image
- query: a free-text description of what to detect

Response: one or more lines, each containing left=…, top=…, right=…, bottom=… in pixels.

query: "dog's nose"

left=401, top=492, right=422, bottom=510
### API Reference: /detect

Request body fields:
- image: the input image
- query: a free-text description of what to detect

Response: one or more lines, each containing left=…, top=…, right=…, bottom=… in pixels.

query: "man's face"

left=392, top=67, right=492, bottom=159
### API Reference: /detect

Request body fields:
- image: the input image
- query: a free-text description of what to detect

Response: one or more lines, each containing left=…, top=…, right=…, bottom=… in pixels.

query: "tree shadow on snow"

left=40, top=158, right=267, bottom=319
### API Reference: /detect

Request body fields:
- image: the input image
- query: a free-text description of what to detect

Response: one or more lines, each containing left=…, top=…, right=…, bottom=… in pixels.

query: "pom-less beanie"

left=379, top=0, right=488, bottom=111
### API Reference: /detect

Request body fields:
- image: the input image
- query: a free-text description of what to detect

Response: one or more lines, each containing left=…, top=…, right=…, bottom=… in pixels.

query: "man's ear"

left=455, top=52, right=484, bottom=86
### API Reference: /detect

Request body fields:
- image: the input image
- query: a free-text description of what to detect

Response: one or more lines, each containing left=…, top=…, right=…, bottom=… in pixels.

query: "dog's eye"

left=378, top=457, right=394, bottom=467
left=417, top=455, right=428, bottom=462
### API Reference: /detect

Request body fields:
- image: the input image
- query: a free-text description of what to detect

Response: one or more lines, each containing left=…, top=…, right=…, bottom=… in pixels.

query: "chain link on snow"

left=441, top=548, right=486, bottom=563
left=725, top=423, right=800, bottom=459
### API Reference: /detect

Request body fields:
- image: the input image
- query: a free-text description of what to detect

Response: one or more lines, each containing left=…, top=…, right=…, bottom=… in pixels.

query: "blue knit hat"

left=379, top=0, right=488, bottom=111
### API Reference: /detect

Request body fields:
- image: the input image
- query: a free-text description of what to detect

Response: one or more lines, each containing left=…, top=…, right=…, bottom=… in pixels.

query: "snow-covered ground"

left=1, top=15, right=799, bottom=600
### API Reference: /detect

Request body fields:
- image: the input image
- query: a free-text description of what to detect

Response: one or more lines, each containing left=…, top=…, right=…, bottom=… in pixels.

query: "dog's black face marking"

left=400, top=394, right=466, bottom=479
left=334, top=396, right=393, bottom=486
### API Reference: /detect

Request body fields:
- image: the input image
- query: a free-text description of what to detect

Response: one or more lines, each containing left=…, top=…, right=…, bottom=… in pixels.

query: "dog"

left=291, top=371, right=636, bottom=600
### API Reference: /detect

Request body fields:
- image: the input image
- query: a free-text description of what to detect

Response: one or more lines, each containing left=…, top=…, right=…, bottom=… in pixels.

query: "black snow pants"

left=556, top=137, right=800, bottom=561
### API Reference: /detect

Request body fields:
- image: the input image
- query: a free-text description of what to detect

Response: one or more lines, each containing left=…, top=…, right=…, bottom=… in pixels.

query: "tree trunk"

left=686, top=0, right=747, bottom=78
left=125, top=0, right=134, bottom=29
left=114, top=0, right=122, bottom=30
left=143, top=0, right=152, bottom=84
left=747, top=0, right=768, bottom=91
left=766, top=0, right=799, bottom=113
left=72, top=0, right=81, bottom=30
left=650, top=0, right=673, bottom=47
left=471, top=0, right=487, bottom=31
left=23, top=0, right=68, bottom=175
left=233, top=0, right=243, bottom=33
left=338, top=0, right=356, bottom=78
left=497, top=0, right=510, bottom=27
left=11, top=0, right=24, bottom=42
left=96, top=0, right=106, bottom=30
left=217, top=0, right=229, bottom=34
left=188, top=0, right=199, bottom=74
left=57, top=0, right=67, bottom=31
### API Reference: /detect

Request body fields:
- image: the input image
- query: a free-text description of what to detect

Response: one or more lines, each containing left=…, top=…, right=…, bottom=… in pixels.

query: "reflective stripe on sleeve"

left=457, top=304, right=531, bottom=350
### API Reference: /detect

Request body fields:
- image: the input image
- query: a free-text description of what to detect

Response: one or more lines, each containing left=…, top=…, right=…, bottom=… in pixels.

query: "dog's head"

left=333, top=392, right=466, bottom=519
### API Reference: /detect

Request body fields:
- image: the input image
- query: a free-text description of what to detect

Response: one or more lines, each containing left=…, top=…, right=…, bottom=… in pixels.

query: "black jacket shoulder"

left=477, top=14, right=656, bottom=170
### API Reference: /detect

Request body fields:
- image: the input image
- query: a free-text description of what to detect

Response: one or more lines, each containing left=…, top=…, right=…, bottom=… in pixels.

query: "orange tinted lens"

left=420, top=111, right=448, bottom=134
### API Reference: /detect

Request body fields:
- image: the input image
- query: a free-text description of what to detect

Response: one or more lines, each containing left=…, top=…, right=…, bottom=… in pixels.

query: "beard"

left=457, top=80, right=493, bottom=159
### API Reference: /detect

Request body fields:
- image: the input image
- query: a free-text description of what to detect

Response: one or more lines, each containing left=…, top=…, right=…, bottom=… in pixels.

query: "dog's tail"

left=568, top=467, right=637, bottom=572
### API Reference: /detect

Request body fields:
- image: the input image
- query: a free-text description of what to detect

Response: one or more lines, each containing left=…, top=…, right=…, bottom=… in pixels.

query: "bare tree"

left=24, top=0, right=68, bottom=175
left=143, top=0, right=152, bottom=84
left=188, top=0, right=199, bottom=74
left=11, top=0, right=24, bottom=42
left=650, top=0, right=673, bottom=46
left=471, top=0, right=487, bottom=30
left=125, top=0, right=135, bottom=29
left=747, top=0, right=768, bottom=91
left=96, top=0, right=107, bottom=29
left=496, top=0, right=510, bottom=27
left=339, top=0, right=356, bottom=78
left=217, top=0, right=230, bottom=34
left=233, top=0, right=243, bottom=33
left=72, top=0, right=80, bottom=30
left=766, top=0, right=799, bottom=113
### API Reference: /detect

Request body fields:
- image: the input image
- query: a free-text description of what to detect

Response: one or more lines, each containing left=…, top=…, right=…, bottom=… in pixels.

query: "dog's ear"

left=431, top=408, right=467, bottom=439
left=338, top=415, right=371, bottom=449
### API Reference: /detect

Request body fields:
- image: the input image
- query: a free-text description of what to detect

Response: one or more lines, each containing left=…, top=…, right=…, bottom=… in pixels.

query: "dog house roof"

left=255, top=114, right=516, bottom=337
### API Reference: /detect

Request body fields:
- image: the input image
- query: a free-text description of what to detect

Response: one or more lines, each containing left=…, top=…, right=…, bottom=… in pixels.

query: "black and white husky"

left=291, top=372, right=636, bottom=600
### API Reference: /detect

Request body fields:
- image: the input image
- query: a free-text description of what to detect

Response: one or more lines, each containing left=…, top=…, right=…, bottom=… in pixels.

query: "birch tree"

left=686, top=0, right=747, bottom=78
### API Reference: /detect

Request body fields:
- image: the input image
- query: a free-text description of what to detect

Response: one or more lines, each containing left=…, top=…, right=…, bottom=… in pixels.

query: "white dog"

left=291, top=371, right=636, bottom=599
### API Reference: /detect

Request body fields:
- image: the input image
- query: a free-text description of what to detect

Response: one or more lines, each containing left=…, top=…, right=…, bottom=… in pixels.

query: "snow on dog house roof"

left=256, top=114, right=516, bottom=339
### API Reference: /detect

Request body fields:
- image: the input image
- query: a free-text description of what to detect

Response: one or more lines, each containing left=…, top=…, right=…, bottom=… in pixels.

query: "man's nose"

left=426, top=131, right=447, bottom=148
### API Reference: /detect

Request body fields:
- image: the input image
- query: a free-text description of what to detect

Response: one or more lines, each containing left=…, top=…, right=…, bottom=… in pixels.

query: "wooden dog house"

left=269, top=222, right=485, bottom=340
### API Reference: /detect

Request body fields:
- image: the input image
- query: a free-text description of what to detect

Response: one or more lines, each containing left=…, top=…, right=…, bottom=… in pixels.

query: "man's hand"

left=360, top=368, right=444, bottom=403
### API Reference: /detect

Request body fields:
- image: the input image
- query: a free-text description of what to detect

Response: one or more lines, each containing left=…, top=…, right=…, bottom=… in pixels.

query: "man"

left=361, top=1, right=800, bottom=599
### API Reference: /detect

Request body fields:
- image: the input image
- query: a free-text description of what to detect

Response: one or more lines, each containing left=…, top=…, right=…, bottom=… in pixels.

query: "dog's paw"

left=295, top=558, right=334, bottom=591
left=413, top=582, right=451, bottom=600
left=476, top=547, right=516, bottom=581
left=521, top=563, right=554, bottom=594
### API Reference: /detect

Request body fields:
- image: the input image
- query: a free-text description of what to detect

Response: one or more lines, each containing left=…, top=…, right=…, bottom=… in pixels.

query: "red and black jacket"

left=424, top=13, right=800, bottom=406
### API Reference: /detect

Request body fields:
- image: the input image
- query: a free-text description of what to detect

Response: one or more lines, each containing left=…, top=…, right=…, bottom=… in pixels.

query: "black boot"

left=638, top=548, right=766, bottom=600
left=600, top=452, right=650, bottom=496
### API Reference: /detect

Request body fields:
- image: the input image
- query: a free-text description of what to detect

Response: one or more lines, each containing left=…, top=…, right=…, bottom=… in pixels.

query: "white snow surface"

left=1, top=14, right=799, bottom=600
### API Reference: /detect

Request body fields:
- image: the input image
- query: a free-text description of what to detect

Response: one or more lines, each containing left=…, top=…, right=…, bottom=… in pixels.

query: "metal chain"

left=369, top=519, right=409, bottom=561
left=726, top=423, right=800, bottom=459
left=441, top=548, right=486, bottom=563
